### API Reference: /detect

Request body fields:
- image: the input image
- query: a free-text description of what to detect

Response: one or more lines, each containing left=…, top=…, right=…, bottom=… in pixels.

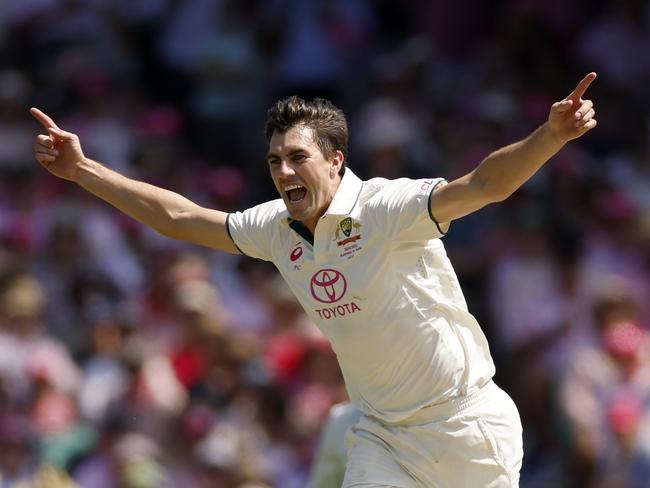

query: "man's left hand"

left=548, top=72, right=597, bottom=143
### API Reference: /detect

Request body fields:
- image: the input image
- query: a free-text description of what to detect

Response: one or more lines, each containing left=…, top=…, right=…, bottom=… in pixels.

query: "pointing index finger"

left=566, top=72, right=597, bottom=102
left=29, top=107, right=61, bottom=130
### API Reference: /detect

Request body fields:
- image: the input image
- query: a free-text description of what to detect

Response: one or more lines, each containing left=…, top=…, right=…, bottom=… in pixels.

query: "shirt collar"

left=324, top=169, right=363, bottom=216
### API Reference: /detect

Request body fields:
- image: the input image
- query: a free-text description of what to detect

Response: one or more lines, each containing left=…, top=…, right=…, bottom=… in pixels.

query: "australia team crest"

left=334, top=217, right=363, bottom=259
left=334, top=217, right=361, bottom=246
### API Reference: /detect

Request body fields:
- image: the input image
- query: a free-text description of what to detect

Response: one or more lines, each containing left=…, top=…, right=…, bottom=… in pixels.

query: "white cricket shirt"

left=227, top=169, right=495, bottom=423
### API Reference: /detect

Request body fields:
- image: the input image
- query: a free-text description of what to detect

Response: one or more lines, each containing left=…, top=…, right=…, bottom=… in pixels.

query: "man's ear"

left=331, top=150, right=344, bottom=177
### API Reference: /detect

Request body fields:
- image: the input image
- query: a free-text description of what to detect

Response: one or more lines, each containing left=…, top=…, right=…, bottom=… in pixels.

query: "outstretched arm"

left=31, top=108, right=240, bottom=254
left=430, top=72, right=597, bottom=224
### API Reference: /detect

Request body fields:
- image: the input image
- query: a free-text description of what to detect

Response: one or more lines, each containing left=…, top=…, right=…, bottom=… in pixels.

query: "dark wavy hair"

left=264, top=96, right=348, bottom=176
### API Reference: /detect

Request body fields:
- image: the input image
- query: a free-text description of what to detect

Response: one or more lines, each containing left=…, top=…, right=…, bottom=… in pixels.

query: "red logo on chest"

left=310, top=269, right=347, bottom=303
left=290, top=245, right=303, bottom=261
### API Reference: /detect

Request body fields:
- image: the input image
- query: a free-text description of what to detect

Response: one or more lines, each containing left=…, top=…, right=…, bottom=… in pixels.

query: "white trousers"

left=342, top=381, right=523, bottom=487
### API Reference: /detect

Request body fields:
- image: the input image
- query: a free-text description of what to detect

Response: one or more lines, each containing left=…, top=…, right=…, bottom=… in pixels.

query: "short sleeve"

left=226, top=200, right=284, bottom=262
left=370, top=177, right=449, bottom=241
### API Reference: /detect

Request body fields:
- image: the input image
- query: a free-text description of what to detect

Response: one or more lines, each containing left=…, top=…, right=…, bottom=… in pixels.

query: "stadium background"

left=1, top=0, right=650, bottom=486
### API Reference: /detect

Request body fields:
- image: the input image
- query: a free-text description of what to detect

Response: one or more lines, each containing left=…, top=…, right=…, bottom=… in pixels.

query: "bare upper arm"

left=172, top=205, right=241, bottom=254
left=429, top=171, right=496, bottom=225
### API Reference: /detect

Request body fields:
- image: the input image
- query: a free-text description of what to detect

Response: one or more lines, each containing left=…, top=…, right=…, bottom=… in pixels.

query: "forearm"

left=75, top=158, right=201, bottom=238
left=430, top=73, right=596, bottom=224
left=474, top=122, right=565, bottom=201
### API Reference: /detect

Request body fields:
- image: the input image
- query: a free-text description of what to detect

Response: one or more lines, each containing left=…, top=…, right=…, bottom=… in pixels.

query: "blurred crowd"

left=1, top=0, right=650, bottom=487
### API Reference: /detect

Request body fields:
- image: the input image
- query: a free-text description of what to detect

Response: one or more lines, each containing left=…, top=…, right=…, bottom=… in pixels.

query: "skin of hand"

left=30, top=106, right=239, bottom=253
left=31, top=107, right=86, bottom=182
left=427, top=72, right=598, bottom=225
left=546, top=72, right=597, bottom=144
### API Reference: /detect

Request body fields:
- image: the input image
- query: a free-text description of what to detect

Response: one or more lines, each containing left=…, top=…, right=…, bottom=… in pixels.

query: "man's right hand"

left=31, top=107, right=85, bottom=182
left=30, top=108, right=239, bottom=254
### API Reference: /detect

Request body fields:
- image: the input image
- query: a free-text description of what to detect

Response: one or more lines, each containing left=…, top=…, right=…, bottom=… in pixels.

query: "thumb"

left=552, top=99, right=574, bottom=113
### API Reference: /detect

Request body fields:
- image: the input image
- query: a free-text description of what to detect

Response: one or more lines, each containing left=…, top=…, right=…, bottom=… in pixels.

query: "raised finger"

left=29, top=107, right=61, bottom=130
left=567, top=72, right=597, bottom=103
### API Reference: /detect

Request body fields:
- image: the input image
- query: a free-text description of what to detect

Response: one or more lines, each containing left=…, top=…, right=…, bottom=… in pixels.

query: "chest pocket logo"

left=290, top=245, right=303, bottom=261
left=334, top=218, right=362, bottom=247
left=310, top=269, right=347, bottom=303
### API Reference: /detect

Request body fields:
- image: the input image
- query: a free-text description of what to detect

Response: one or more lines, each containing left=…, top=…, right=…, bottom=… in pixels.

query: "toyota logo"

left=310, top=269, right=347, bottom=303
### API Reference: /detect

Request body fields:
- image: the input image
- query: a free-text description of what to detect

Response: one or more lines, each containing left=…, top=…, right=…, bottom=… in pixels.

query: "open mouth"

left=285, top=184, right=307, bottom=203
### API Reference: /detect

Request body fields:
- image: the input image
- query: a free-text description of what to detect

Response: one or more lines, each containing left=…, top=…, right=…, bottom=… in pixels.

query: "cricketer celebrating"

left=32, top=72, right=597, bottom=487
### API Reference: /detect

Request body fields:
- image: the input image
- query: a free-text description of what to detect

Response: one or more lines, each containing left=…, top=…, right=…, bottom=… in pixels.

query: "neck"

left=305, top=174, right=342, bottom=234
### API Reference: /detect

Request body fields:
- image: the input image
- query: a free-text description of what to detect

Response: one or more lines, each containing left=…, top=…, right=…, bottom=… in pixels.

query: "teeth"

left=284, top=184, right=303, bottom=191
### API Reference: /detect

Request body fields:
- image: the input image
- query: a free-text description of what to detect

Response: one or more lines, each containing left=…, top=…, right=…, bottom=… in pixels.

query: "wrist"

left=74, top=157, right=100, bottom=184
left=541, top=122, right=568, bottom=149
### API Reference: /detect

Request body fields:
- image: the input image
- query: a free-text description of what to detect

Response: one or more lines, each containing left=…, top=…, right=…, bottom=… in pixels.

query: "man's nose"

left=278, top=160, right=295, bottom=176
